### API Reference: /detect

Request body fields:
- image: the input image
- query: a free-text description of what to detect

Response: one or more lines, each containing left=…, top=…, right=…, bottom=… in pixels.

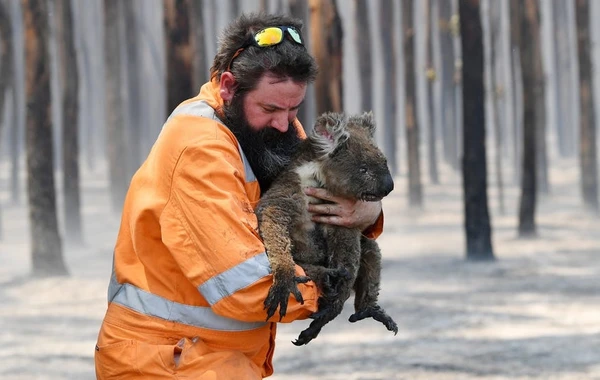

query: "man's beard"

left=223, top=94, right=301, bottom=193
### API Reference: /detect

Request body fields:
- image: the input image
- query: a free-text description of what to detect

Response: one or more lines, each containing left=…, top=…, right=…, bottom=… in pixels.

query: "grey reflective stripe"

left=167, top=100, right=257, bottom=183
left=199, top=252, right=271, bottom=306
left=108, top=267, right=267, bottom=332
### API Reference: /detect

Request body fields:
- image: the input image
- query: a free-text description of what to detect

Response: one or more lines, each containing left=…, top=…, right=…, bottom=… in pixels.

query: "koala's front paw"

left=349, top=305, right=398, bottom=335
left=264, top=273, right=310, bottom=321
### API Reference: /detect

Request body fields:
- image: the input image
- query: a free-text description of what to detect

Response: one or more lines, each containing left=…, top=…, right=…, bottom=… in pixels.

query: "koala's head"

left=309, top=111, right=394, bottom=201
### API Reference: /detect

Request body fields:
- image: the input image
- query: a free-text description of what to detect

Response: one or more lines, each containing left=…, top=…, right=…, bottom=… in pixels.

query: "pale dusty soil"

left=0, top=158, right=599, bottom=380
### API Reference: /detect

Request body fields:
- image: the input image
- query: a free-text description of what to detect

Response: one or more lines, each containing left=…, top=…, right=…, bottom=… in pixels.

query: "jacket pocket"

left=175, top=337, right=261, bottom=379
left=95, top=340, right=136, bottom=379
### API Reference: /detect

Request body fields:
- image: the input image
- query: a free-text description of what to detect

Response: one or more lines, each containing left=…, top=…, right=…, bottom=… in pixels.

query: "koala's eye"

left=359, top=167, right=368, bottom=173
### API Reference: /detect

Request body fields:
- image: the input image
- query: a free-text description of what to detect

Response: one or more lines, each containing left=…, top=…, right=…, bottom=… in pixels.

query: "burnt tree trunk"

left=124, top=0, right=142, bottom=173
left=9, top=0, right=23, bottom=206
left=379, top=0, right=398, bottom=176
left=403, top=0, right=423, bottom=207
left=509, top=0, right=522, bottom=182
left=10, top=81, right=20, bottom=205
left=353, top=0, right=372, bottom=113
left=575, top=0, right=599, bottom=212
left=553, top=0, right=576, bottom=157
left=517, top=0, right=538, bottom=237
left=23, top=0, right=67, bottom=276
left=164, top=0, right=193, bottom=114
left=426, top=0, right=439, bottom=184
left=438, top=0, right=458, bottom=170
left=551, top=0, right=567, bottom=157
left=309, top=0, right=343, bottom=114
left=459, top=0, right=494, bottom=260
left=259, top=0, right=267, bottom=12
left=230, top=0, right=240, bottom=17
left=104, top=0, right=129, bottom=212
left=488, top=0, right=505, bottom=214
left=289, top=0, right=314, bottom=128
left=189, top=0, right=207, bottom=92
left=0, top=0, right=11, bottom=142
left=532, top=4, right=548, bottom=196
left=56, top=0, right=82, bottom=245
left=0, top=0, right=13, bottom=238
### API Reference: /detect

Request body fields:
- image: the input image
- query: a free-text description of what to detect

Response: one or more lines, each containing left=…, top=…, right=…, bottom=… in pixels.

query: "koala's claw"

left=264, top=275, right=311, bottom=321
left=349, top=305, right=398, bottom=335
left=327, top=267, right=352, bottom=288
left=292, top=319, right=324, bottom=346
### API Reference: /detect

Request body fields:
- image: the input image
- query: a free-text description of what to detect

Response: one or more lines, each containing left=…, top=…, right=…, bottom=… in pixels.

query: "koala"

left=255, top=111, right=398, bottom=346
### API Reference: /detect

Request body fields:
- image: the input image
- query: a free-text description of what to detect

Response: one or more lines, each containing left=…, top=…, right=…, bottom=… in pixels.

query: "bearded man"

left=95, top=13, right=384, bottom=379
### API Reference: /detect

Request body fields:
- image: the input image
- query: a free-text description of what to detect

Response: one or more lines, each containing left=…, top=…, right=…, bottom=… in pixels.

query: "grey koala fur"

left=255, top=111, right=398, bottom=346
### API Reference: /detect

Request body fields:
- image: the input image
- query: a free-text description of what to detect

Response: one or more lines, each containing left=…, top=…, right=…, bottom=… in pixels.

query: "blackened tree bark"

left=553, top=0, right=576, bottom=157
left=289, top=0, right=314, bottom=128
left=309, top=0, right=343, bottom=114
left=56, top=0, right=82, bottom=245
left=517, top=0, right=538, bottom=237
left=353, top=0, right=372, bottom=113
left=229, top=0, right=240, bottom=17
left=104, top=0, right=129, bottom=212
left=164, top=0, right=193, bottom=114
left=259, top=0, right=268, bottom=12
left=425, top=0, right=439, bottom=184
left=379, top=0, right=398, bottom=176
left=23, top=0, right=68, bottom=276
left=189, top=0, right=207, bottom=92
left=0, top=0, right=13, bottom=238
left=10, top=82, right=20, bottom=205
left=509, top=0, right=522, bottom=181
left=532, top=2, right=548, bottom=196
left=438, top=0, right=458, bottom=170
left=575, top=0, right=599, bottom=212
left=403, top=0, right=423, bottom=207
left=124, top=0, right=142, bottom=173
left=0, top=0, right=11, bottom=142
left=9, top=0, right=24, bottom=206
left=459, top=0, right=494, bottom=260
left=488, top=0, right=505, bottom=214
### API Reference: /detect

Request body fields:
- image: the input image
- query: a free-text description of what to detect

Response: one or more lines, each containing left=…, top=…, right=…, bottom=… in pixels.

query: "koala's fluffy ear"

left=348, top=111, right=376, bottom=139
left=312, top=112, right=349, bottom=157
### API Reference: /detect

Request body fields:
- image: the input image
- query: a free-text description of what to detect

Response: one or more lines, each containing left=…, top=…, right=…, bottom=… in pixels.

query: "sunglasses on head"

left=226, top=26, right=304, bottom=72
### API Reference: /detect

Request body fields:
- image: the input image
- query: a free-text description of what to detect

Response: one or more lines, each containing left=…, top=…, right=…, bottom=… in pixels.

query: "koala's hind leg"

left=293, top=229, right=360, bottom=346
left=349, top=237, right=398, bottom=334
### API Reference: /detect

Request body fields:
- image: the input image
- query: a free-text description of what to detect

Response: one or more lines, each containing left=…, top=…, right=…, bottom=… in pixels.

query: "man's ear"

left=220, top=72, right=237, bottom=102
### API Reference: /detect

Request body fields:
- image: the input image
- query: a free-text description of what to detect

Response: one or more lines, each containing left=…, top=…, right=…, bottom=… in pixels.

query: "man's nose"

left=270, top=113, right=289, bottom=133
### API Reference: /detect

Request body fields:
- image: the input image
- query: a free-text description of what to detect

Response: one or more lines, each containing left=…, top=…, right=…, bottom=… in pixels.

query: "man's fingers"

left=311, top=215, right=343, bottom=226
left=307, top=203, right=337, bottom=216
left=304, top=187, right=335, bottom=201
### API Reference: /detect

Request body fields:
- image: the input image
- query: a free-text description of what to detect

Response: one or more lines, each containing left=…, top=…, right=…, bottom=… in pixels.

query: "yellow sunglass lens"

left=255, top=28, right=283, bottom=46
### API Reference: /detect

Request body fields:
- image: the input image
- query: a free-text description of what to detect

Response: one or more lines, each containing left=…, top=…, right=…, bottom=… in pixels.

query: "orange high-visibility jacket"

left=95, top=79, right=384, bottom=379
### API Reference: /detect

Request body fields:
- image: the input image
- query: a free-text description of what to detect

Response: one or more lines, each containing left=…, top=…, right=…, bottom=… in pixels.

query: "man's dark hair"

left=210, top=13, right=318, bottom=94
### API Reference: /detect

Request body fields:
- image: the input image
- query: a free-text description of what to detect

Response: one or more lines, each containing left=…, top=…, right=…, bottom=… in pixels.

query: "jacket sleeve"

left=362, top=211, right=384, bottom=240
left=160, top=130, right=319, bottom=323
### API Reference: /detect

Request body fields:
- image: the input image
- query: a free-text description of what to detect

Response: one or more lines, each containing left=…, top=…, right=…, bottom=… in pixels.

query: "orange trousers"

left=95, top=305, right=265, bottom=379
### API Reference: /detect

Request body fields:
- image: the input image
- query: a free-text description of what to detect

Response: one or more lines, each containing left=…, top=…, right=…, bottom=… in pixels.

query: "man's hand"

left=304, top=187, right=382, bottom=231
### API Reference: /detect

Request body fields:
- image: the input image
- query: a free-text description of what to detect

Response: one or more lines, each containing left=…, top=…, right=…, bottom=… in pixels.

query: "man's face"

left=223, top=75, right=307, bottom=192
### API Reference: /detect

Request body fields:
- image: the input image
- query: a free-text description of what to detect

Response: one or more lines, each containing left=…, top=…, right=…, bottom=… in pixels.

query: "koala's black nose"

left=383, top=173, right=394, bottom=196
